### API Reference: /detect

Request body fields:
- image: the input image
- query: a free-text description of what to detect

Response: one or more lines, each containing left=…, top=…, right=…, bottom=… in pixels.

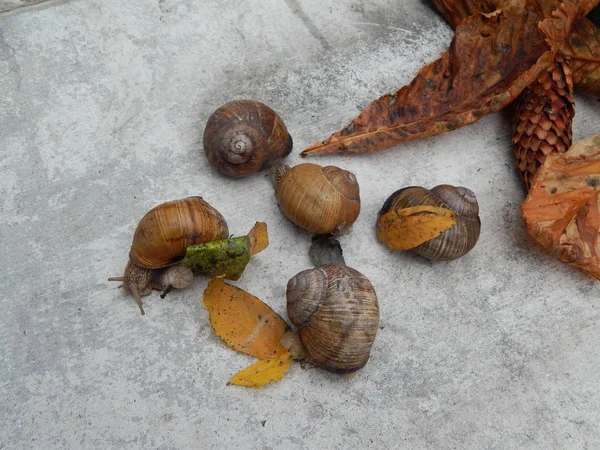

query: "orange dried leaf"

left=228, top=352, right=294, bottom=388
left=376, top=205, right=457, bottom=250
left=428, top=0, right=501, bottom=28
left=431, top=1, right=600, bottom=94
left=302, top=0, right=592, bottom=156
left=521, top=133, right=600, bottom=279
left=202, top=277, right=290, bottom=359
left=248, top=222, right=269, bottom=256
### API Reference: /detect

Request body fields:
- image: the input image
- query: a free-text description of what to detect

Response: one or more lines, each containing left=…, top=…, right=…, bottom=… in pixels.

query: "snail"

left=282, top=264, right=379, bottom=373
left=376, top=185, right=481, bottom=261
left=272, top=163, right=361, bottom=235
left=108, top=197, right=229, bottom=315
left=203, top=100, right=293, bottom=178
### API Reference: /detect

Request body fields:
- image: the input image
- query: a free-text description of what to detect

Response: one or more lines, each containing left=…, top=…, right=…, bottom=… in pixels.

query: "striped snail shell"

left=377, top=185, right=480, bottom=261
left=273, top=163, right=361, bottom=235
left=109, top=197, right=229, bottom=315
left=203, top=100, right=293, bottom=178
left=285, top=264, right=379, bottom=374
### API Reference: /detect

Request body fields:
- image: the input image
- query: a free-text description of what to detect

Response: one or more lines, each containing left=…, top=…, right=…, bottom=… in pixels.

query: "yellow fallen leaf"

left=202, top=277, right=290, bottom=359
left=376, top=205, right=457, bottom=250
left=228, top=352, right=294, bottom=388
left=248, top=222, right=269, bottom=256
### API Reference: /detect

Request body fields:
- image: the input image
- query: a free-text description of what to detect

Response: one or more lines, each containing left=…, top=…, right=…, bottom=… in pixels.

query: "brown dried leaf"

left=428, top=0, right=502, bottom=28
left=302, top=0, right=593, bottom=157
left=521, top=133, right=600, bottom=279
left=430, top=0, right=600, bottom=94
left=561, top=17, right=600, bottom=94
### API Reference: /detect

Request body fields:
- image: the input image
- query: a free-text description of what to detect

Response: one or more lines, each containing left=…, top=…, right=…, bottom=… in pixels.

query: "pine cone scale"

left=512, top=55, right=575, bottom=191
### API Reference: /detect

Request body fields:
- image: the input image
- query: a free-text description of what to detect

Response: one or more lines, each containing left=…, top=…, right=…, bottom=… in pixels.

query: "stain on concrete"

left=284, top=0, right=333, bottom=50
left=0, top=0, right=69, bottom=14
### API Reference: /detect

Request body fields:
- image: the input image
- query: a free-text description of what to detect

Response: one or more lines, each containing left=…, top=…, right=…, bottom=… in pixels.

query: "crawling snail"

left=203, top=100, right=293, bottom=178
left=272, top=163, right=361, bottom=235
left=108, top=197, right=229, bottom=315
left=376, top=185, right=480, bottom=261
left=281, top=264, right=379, bottom=373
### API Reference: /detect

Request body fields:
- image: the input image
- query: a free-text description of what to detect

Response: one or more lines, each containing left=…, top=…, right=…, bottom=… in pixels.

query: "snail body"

left=377, top=185, right=480, bottom=261
left=284, top=264, right=379, bottom=373
left=109, top=197, right=229, bottom=314
left=273, top=163, right=361, bottom=235
left=203, top=100, right=293, bottom=178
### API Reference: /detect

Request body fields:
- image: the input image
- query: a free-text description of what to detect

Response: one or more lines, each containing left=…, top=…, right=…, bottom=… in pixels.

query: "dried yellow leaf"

left=228, top=352, right=294, bottom=388
left=376, top=205, right=457, bottom=250
left=248, top=222, right=269, bottom=256
left=202, top=277, right=290, bottom=360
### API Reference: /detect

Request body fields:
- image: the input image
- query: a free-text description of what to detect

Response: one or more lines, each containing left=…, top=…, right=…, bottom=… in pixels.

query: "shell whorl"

left=430, top=185, right=479, bottom=217
left=203, top=100, right=293, bottom=178
left=286, top=267, right=327, bottom=329
left=219, top=120, right=266, bottom=165
left=322, top=166, right=360, bottom=201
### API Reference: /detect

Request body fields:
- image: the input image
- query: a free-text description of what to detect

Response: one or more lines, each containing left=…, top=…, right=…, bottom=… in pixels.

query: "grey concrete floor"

left=1, top=0, right=600, bottom=448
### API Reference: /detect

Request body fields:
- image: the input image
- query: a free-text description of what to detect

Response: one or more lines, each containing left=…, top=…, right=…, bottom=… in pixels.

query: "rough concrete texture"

left=1, top=0, right=600, bottom=448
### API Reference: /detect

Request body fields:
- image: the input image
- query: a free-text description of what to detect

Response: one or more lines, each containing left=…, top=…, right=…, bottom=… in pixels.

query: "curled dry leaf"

left=228, top=352, right=294, bottom=388
left=302, top=0, right=594, bottom=156
left=430, top=0, right=600, bottom=95
left=428, top=0, right=501, bottom=28
left=202, top=277, right=290, bottom=359
left=560, top=16, right=600, bottom=94
left=248, top=222, right=269, bottom=256
left=181, top=222, right=268, bottom=280
left=376, top=205, right=457, bottom=251
left=521, top=133, right=600, bottom=279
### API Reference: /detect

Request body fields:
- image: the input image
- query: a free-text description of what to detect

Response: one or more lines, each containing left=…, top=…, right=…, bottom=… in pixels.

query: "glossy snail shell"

left=377, top=185, right=480, bottom=261
left=274, top=163, right=361, bottom=235
left=109, top=197, right=229, bottom=315
left=286, top=264, right=379, bottom=373
left=203, top=100, right=293, bottom=178
left=130, top=196, right=229, bottom=268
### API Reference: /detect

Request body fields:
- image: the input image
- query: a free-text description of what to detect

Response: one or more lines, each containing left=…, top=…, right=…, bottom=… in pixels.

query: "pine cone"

left=512, top=55, right=575, bottom=191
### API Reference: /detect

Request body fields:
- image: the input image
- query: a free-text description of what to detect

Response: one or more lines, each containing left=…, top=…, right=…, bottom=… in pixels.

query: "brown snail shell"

left=203, top=100, right=293, bottom=178
left=285, top=264, right=379, bottom=373
left=109, top=197, right=229, bottom=315
left=274, top=163, right=361, bottom=235
left=377, top=185, right=480, bottom=261
left=129, top=196, right=229, bottom=268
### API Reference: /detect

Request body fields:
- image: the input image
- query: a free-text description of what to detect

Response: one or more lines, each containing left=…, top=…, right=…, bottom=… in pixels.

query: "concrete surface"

left=1, top=0, right=599, bottom=448
left=0, top=0, right=53, bottom=14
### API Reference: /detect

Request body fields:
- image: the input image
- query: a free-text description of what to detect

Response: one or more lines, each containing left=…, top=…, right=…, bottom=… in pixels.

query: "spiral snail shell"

left=109, top=197, right=229, bottom=315
left=377, top=185, right=481, bottom=261
left=203, top=100, right=293, bottom=178
left=273, top=163, right=361, bottom=235
left=285, top=264, right=379, bottom=373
